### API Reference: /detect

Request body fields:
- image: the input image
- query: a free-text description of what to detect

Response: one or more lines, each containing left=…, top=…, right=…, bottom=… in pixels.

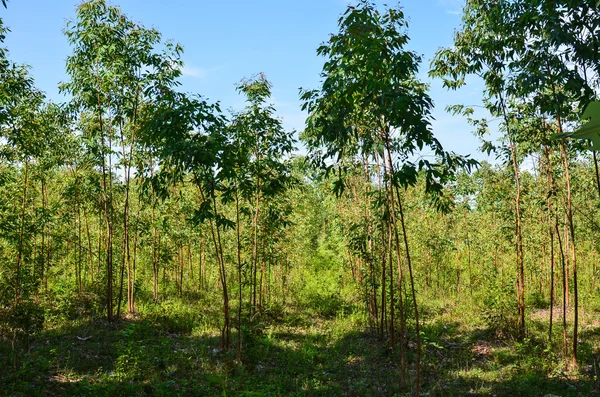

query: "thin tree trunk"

left=259, top=234, right=266, bottom=308
left=594, top=151, right=600, bottom=198
left=131, top=220, right=138, bottom=312
left=235, top=190, right=243, bottom=359
left=77, top=197, right=83, bottom=293
left=40, top=176, right=47, bottom=289
left=376, top=152, right=387, bottom=340
left=396, top=190, right=421, bottom=397
left=151, top=165, right=159, bottom=302
left=564, top=220, right=570, bottom=307
left=85, top=212, right=93, bottom=285
left=251, top=183, right=261, bottom=313
left=388, top=204, right=395, bottom=348
left=509, top=141, right=526, bottom=339
left=380, top=204, right=387, bottom=339
left=178, top=245, right=184, bottom=297
left=196, top=176, right=230, bottom=349
left=187, top=244, right=193, bottom=292
left=465, top=215, right=472, bottom=300
left=126, top=89, right=139, bottom=314
left=556, top=217, right=569, bottom=359
left=549, top=222, right=555, bottom=345
left=383, top=136, right=421, bottom=395
left=383, top=144, right=407, bottom=388
left=545, top=148, right=555, bottom=346
left=560, top=141, right=578, bottom=368
left=97, top=84, right=113, bottom=322
left=200, top=235, right=205, bottom=291
left=97, top=208, right=102, bottom=276
left=15, top=159, right=29, bottom=301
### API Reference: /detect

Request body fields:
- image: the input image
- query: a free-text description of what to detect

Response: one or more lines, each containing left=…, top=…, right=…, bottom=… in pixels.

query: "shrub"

left=0, top=299, right=45, bottom=346
left=480, top=281, right=518, bottom=339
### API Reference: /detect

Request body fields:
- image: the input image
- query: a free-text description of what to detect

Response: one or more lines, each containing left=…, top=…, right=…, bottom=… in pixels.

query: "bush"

left=44, top=277, right=102, bottom=322
left=146, top=300, right=204, bottom=334
left=0, top=299, right=45, bottom=343
left=526, top=291, right=547, bottom=310
left=480, top=282, right=518, bottom=339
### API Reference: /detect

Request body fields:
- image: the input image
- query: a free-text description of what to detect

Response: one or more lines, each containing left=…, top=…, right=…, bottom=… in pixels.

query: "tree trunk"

left=555, top=217, right=569, bottom=359
left=15, top=159, right=29, bottom=301
left=509, top=141, right=526, bottom=339
left=152, top=170, right=159, bottom=302
left=383, top=143, right=408, bottom=388
left=545, top=148, right=555, bottom=346
left=559, top=141, right=578, bottom=368
left=251, top=184, right=261, bottom=313
left=85, top=212, right=94, bottom=285
left=235, top=190, right=243, bottom=359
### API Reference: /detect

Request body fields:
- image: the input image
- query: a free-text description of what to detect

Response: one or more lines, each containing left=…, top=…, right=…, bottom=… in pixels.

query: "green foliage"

left=480, top=281, right=518, bottom=339
left=301, top=0, right=476, bottom=208
left=146, top=299, right=206, bottom=335
left=4, top=1, right=600, bottom=396
left=45, top=279, right=102, bottom=322
left=0, top=298, right=44, bottom=340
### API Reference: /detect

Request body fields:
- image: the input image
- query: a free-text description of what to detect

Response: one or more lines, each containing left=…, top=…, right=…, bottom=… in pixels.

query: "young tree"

left=61, top=0, right=183, bottom=320
left=229, top=74, right=295, bottom=314
left=141, top=87, right=232, bottom=348
left=301, top=2, right=476, bottom=393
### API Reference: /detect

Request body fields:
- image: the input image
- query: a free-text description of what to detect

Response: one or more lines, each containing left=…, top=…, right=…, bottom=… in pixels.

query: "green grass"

left=2, top=293, right=600, bottom=396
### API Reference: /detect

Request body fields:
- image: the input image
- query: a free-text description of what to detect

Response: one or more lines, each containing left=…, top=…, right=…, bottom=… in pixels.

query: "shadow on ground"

left=2, top=301, right=600, bottom=396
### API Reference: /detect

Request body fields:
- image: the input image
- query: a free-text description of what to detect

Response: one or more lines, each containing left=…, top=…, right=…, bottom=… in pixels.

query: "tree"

left=301, top=1, right=476, bottom=393
left=61, top=0, right=183, bottom=320
left=229, top=74, right=295, bottom=313
left=431, top=0, right=600, bottom=367
left=141, top=87, right=232, bottom=348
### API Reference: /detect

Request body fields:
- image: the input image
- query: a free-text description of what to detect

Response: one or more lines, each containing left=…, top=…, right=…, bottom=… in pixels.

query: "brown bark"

left=382, top=143, right=408, bottom=389
left=559, top=141, right=578, bottom=368
left=235, top=190, right=243, bottom=358
left=555, top=217, right=569, bottom=359
left=545, top=148, right=555, bottom=346
left=509, top=141, right=526, bottom=339
left=15, top=159, right=29, bottom=301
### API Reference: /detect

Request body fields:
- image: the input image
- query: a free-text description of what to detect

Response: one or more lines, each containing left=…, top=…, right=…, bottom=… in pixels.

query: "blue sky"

left=1, top=0, right=493, bottom=161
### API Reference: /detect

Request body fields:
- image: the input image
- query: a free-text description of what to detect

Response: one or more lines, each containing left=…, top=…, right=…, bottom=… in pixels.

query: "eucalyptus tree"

left=0, top=21, right=52, bottom=300
left=513, top=0, right=600, bottom=367
left=431, top=0, right=600, bottom=366
left=61, top=0, right=184, bottom=320
left=301, top=1, right=476, bottom=393
left=226, top=109, right=250, bottom=357
left=229, top=74, right=295, bottom=314
left=140, top=87, right=232, bottom=348
left=431, top=0, right=533, bottom=339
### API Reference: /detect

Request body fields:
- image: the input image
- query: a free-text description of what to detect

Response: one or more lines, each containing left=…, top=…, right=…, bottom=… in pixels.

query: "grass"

left=2, top=292, right=600, bottom=396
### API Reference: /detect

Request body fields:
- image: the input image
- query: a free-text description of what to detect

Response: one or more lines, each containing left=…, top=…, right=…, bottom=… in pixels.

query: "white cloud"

left=181, top=64, right=210, bottom=78
left=437, top=0, right=462, bottom=7
left=437, top=0, right=462, bottom=16
left=281, top=111, right=306, bottom=132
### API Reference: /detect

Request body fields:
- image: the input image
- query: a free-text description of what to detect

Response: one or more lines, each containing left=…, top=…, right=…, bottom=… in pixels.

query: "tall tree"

left=229, top=74, right=295, bottom=314
left=61, top=0, right=183, bottom=320
left=301, top=1, right=476, bottom=393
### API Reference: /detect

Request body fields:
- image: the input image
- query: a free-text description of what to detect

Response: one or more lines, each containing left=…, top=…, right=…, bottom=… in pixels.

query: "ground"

left=2, top=295, right=600, bottom=396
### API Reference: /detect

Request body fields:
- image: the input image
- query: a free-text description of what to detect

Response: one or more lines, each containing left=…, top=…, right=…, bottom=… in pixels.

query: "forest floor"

left=2, top=295, right=600, bottom=396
